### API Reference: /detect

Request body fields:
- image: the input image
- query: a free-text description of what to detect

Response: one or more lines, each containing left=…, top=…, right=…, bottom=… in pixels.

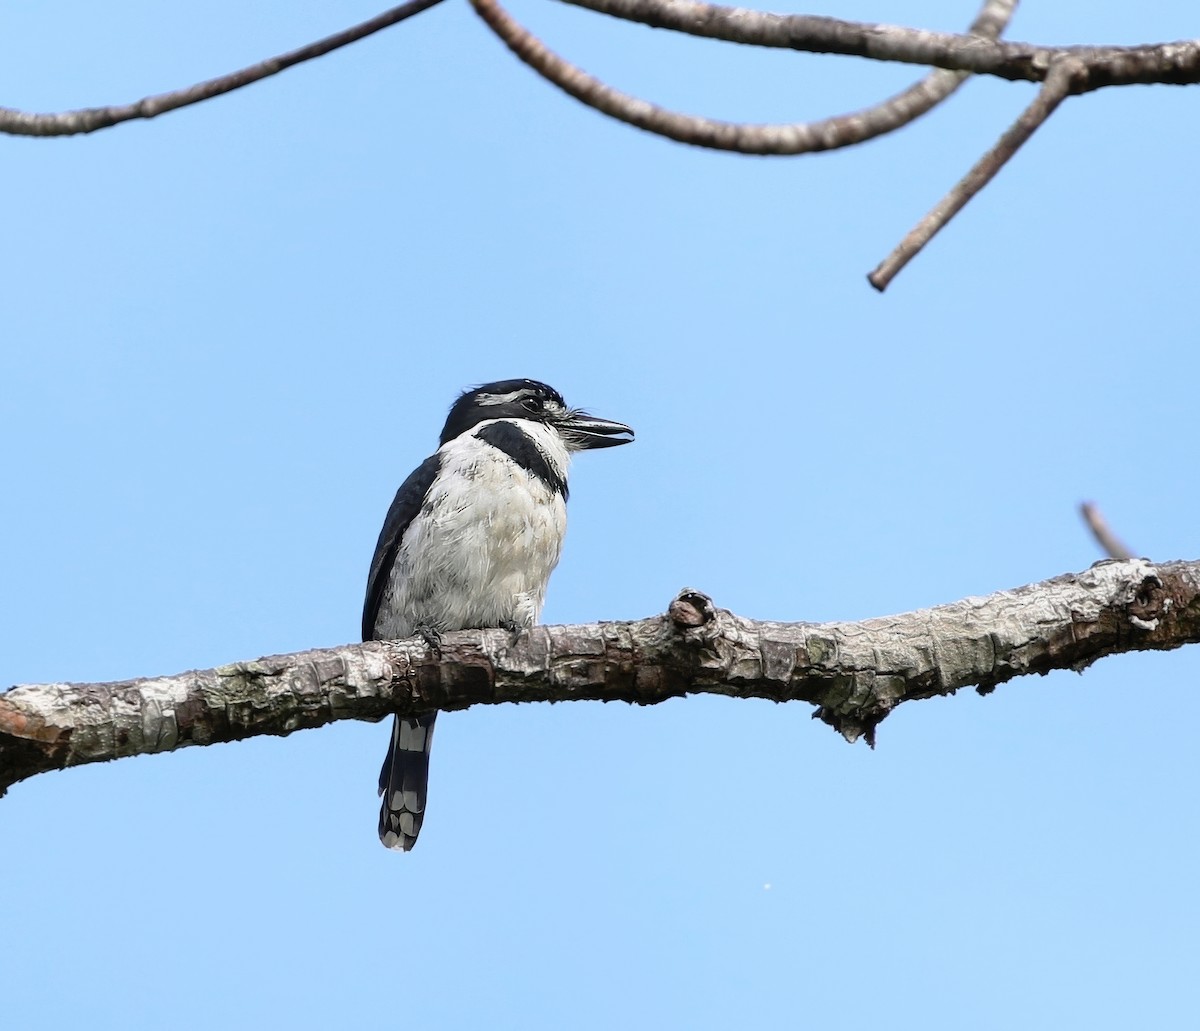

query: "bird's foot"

left=498, top=619, right=527, bottom=644
left=414, top=621, right=444, bottom=657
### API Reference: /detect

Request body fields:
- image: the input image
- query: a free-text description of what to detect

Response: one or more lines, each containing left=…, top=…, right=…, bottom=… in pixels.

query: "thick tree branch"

left=0, top=0, right=445, bottom=137
left=470, top=0, right=1014, bottom=154
left=4, top=559, right=1197, bottom=796
left=559, top=0, right=1200, bottom=90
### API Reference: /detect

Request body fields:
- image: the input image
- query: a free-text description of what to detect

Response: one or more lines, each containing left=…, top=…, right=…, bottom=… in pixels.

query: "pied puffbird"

left=363, top=378, right=633, bottom=849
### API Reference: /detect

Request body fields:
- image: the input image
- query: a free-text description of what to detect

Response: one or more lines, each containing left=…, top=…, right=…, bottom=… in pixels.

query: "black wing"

left=361, top=454, right=442, bottom=642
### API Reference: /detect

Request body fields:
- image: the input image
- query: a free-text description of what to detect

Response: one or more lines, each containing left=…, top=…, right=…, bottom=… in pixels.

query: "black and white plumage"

left=362, top=379, right=634, bottom=850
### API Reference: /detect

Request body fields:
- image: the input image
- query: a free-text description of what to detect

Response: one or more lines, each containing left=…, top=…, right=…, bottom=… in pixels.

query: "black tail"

left=377, top=713, right=437, bottom=850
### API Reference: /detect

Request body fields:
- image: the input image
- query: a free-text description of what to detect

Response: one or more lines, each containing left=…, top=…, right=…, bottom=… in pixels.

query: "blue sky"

left=3, top=3, right=1198, bottom=1028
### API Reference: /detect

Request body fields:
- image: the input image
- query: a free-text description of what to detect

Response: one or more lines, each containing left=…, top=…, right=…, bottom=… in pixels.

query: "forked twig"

left=4, top=0, right=1195, bottom=286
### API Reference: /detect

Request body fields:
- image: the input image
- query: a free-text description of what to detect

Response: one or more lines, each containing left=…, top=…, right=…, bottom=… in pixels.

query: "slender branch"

left=868, top=58, right=1078, bottom=291
left=470, top=0, right=1013, bottom=154
left=4, top=560, right=1197, bottom=795
left=558, top=0, right=1200, bottom=90
left=0, top=0, right=445, bottom=137
left=1081, top=502, right=1137, bottom=560
left=4, top=0, right=1198, bottom=140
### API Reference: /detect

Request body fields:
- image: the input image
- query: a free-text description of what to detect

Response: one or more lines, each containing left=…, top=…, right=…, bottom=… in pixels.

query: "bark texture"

left=3, top=559, right=1197, bottom=795
left=560, top=0, right=1200, bottom=90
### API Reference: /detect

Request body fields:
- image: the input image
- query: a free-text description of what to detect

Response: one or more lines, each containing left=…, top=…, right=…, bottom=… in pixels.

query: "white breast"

left=375, top=421, right=570, bottom=639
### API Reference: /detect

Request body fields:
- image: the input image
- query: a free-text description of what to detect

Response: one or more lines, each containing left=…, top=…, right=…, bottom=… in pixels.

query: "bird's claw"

left=415, top=621, right=444, bottom=657
left=498, top=619, right=527, bottom=644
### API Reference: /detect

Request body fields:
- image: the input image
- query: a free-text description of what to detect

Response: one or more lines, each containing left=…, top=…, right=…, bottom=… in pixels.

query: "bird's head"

left=440, top=378, right=634, bottom=452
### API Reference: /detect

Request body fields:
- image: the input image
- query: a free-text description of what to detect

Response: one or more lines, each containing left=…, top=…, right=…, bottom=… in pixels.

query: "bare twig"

left=470, top=0, right=1013, bottom=154
left=867, top=58, right=1079, bottom=291
left=4, top=0, right=1198, bottom=142
left=1081, top=502, right=1137, bottom=560
left=3, top=560, right=1196, bottom=793
left=0, top=0, right=445, bottom=137
left=558, top=0, right=1200, bottom=90
left=3, top=0, right=1195, bottom=289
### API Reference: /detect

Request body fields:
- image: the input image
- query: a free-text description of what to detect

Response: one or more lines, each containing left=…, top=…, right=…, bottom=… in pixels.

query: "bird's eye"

left=521, top=397, right=542, bottom=412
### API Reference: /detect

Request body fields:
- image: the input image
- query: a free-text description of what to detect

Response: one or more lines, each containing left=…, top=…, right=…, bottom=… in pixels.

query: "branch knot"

left=668, top=589, right=715, bottom=629
left=1128, top=574, right=1167, bottom=631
